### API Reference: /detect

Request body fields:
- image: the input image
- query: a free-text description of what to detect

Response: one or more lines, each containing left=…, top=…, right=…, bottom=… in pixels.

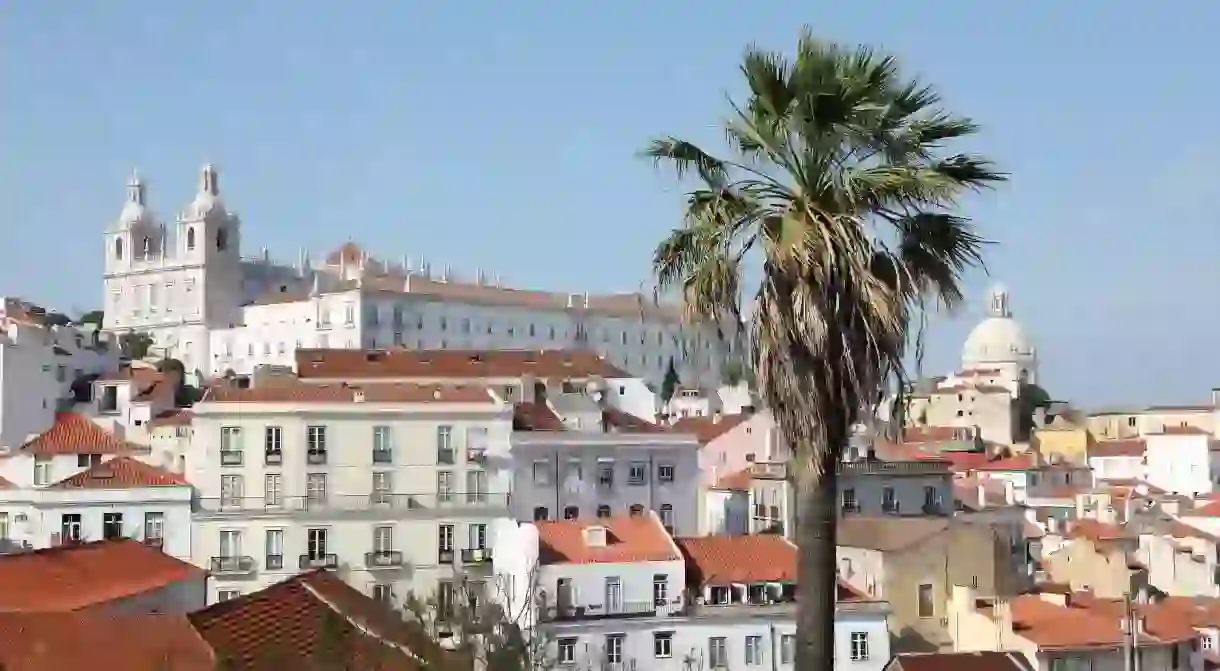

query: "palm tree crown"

left=645, top=30, right=1004, bottom=668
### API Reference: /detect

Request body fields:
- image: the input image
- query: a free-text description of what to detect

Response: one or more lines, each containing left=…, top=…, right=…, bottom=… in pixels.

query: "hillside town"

left=0, top=165, right=1210, bottom=670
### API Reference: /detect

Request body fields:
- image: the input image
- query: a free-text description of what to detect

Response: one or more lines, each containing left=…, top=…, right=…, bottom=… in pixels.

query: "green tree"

left=644, top=30, right=1002, bottom=668
left=119, top=332, right=154, bottom=359
left=660, top=357, right=681, bottom=402
left=79, top=309, right=105, bottom=326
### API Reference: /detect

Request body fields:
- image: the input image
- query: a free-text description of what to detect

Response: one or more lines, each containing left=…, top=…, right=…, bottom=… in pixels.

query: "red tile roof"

left=888, top=651, right=1032, bottom=671
left=47, top=456, right=188, bottom=489
left=904, top=425, right=974, bottom=442
left=1065, top=519, right=1128, bottom=542
left=18, top=412, right=145, bottom=456
left=670, top=413, right=751, bottom=444
left=1147, top=425, right=1212, bottom=436
left=296, top=348, right=628, bottom=380
left=1089, top=439, right=1145, bottom=458
left=189, top=570, right=460, bottom=670
left=676, top=535, right=796, bottom=586
left=206, top=381, right=494, bottom=404
left=0, top=474, right=12, bottom=489
left=536, top=515, right=681, bottom=565
left=511, top=403, right=666, bottom=433
left=0, top=612, right=215, bottom=670
left=0, top=539, right=205, bottom=613
left=972, top=453, right=1037, bottom=471
left=1185, top=498, right=1220, bottom=517
left=149, top=408, right=194, bottom=427
left=1006, top=593, right=1198, bottom=649
left=601, top=406, right=666, bottom=433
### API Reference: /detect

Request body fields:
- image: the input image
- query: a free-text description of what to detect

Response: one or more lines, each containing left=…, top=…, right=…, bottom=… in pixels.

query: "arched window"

left=142, top=237, right=151, bottom=258
left=533, top=506, right=549, bottom=522
left=563, top=506, right=579, bottom=520
left=596, top=505, right=611, bottom=519
left=215, top=227, right=228, bottom=251
left=186, top=227, right=196, bottom=251
left=114, top=237, right=123, bottom=260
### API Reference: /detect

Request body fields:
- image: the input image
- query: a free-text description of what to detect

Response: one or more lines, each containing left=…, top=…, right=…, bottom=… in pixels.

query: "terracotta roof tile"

left=1065, top=519, right=1128, bottom=542
left=1158, top=596, right=1220, bottom=628
left=0, top=612, right=215, bottom=670
left=296, top=348, right=629, bottom=380
left=536, top=514, right=681, bottom=565
left=676, top=535, right=796, bottom=586
left=206, top=381, right=494, bottom=404
left=18, top=412, right=145, bottom=456
left=325, top=241, right=366, bottom=266
left=47, top=456, right=188, bottom=489
left=671, top=413, right=751, bottom=444
left=150, top=408, right=194, bottom=427
left=0, top=539, right=205, bottom=612
left=1185, top=498, right=1220, bottom=517
left=601, top=406, right=666, bottom=433
left=1089, top=439, right=1145, bottom=458
left=512, top=402, right=566, bottom=431
left=189, top=570, right=460, bottom=670
left=888, top=651, right=1032, bottom=671
left=903, top=425, right=973, bottom=442
left=713, top=467, right=753, bottom=491
left=1008, top=593, right=1198, bottom=649
left=1147, top=425, right=1212, bottom=436
left=972, top=453, right=1038, bottom=471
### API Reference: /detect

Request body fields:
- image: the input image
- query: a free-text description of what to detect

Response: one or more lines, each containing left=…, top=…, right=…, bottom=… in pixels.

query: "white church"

left=905, top=284, right=1040, bottom=446
left=101, top=165, right=728, bottom=386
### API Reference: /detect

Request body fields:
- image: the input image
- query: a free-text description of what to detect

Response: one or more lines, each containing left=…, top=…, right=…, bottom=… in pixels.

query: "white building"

left=510, top=395, right=701, bottom=535
left=0, top=299, right=119, bottom=451
left=494, top=514, right=890, bottom=671
left=0, top=412, right=191, bottom=558
left=1143, top=426, right=1216, bottom=497
left=188, top=377, right=515, bottom=605
left=101, top=166, right=730, bottom=388
left=1088, top=438, right=1145, bottom=483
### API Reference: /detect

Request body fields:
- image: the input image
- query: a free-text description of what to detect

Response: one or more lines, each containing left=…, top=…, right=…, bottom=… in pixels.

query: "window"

left=218, top=590, right=240, bottom=602
left=628, top=462, right=647, bottom=485
left=780, top=635, right=795, bottom=664
left=307, top=528, right=328, bottom=559
left=653, top=574, right=668, bottom=604
left=61, top=514, right=82, bottom=542
left=437, top=471, right=453, bottom=502
left=533, top=507, right=549, bottom=521
left=437, top=425, right=454, bottom=463
left=850, top=631, right=869, bottom=661
left=1127, top=416, right=1137, bottom=428
left=708, top=637, right=728, bottom=669
left=654, top=631, right=673, bottom=658
left=658, top=463, right=675, bottom=482
left=114, top=237, right=124, bottom=260
left=372, top=471, right=393, bottom=501
left=306, top=473, right=327, bottom=506
left=924, top=485, right=939, bottom=510
left=604, top=634, right=624, bottom=664
left=629, top=504, right=644, bottom=517
left=745, top=635, right=763, bottom=665
left=220, top=426, right=243, bottom=464
left=186, top=227, right=195, bottom=250
left=374, top=526, right=393, bottom=552
left=373, top=583, right=394, bottom=606
left=265, top=474, right=282, bottom=507
left=557, top=638, right=576, bottom=665
left=597, top=505, right=611, bottom=518
left=605, top=577, right=623, bottom=613
left=216, top=227, right=228, bottom=251
left=264, top=426, right=282, bottom=462
left=563, top=506, right=578, bottom=519
left=219, top=530, right=241, bottom=558
left=33, top=456, right=50, bottom=486
left=659, top=504, right=674, bottom=531
left=0, top=512, right=8, bottom=540
left=597, top=463, right=614, bottom=487
left=468, top=523, right=487, bottom=551
left=532, top=460, right=551, bottom=485
left=307, top=425, right=327, bottom=453
left=99, top=512, right=122, bottom=540
left=466, top=470, right=487, bottom=503
left=882, top=486, right=897, bottom=512
left=265, top=529, right=284, bottom=569
left=220, top=474, right=243, bottom=507
left=917, top=583, right=935, bottom=618
left=76, top=453, right=102, bottom=468
left=373, top=426, right=393, bottom=462
left=438, top=524, right=454, bottom=552
left=564, top=459, right=582, bottom=483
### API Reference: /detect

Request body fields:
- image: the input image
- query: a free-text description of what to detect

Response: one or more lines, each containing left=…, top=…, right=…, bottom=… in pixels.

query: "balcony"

left=265, top=451, right=283, bottom=466
left=193, top=493, right=512, bottom=518
left=542, top=600, right=661, bottom=622
left=882, top=502, right=900, bottom=515
left=922, top=502, right=943, bottom=515
left=220, top=450, right=243, bottom=466
left=438, top=548, right=455, bottom=563
left=372, top=449, right=393, bottom=465
left=307, top=450, right=327, bottom=465
left=467, top=448, right=486, bottom=465
left=299, top=553, right=339, bottom=570
left=266, top=554, right=284, bottom=570
left=461, top=548, right=492, bottom=564
left=365, top=550, right=405, bottom=569
left=749, top=462, right=787, bottom=479
left=210, top=556, right=256, bottom=575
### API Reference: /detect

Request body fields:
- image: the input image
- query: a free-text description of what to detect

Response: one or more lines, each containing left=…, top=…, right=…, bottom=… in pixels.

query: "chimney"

left=1212, top=388, right=1220, bottom=407
left=977, top=484, right=987, bottom=510
left=353, top=389, right=366, bottom=403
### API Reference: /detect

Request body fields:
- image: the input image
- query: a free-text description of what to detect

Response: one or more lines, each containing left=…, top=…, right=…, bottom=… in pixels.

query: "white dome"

left=116, top=170, right=155, bottom=230
left=962, top=316, right=1034, bottom=364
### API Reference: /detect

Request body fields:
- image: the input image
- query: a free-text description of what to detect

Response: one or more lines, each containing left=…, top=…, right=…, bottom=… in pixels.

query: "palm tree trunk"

left=794, top=425, right=843, bottom=670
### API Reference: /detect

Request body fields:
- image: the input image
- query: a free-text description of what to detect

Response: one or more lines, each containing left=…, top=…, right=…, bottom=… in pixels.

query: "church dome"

left=116, top=171, right=155, bottom=230
left=961, top=285, right=1035, bottom=365
left=182, top=164, right=226, bottom=220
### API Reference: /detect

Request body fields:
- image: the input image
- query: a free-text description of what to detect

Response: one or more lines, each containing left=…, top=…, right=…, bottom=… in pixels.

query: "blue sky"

left=2, top=3, right=1216, bottom=407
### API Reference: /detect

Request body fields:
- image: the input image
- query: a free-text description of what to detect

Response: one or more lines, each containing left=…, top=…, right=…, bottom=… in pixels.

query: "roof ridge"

left=298, top=578, right=424, bottom=664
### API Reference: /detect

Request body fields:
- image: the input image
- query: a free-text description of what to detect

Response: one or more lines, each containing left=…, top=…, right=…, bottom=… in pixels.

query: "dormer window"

left=582, top=525, right=608, bottom=547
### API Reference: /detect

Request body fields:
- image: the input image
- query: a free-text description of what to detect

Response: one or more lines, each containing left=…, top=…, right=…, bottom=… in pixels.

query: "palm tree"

left=645, top=30, right=1003, bottom=668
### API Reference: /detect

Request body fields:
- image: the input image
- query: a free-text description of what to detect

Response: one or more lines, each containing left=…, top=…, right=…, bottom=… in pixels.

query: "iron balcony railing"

left=220, top=450, right=243, bottom=466
left=438, top=548, right=455, bottom=563
left=365, top=550, right=405, bottom=568
left=195, top=493, right=511, bottom=515
left=299, top=553, right=339, bottom=570
left=265, top=451, right=283, bottom=466
left=461, top=548, right=492, bottom=564
left=307, top=450, right=328, bottom=465
left=210, top=556, right=256, bottom=574
left=265, top=554, right=284, bottom=570
left=542, top=600, right=660, bottom=622
left=372, top=449, right=393, bottom=464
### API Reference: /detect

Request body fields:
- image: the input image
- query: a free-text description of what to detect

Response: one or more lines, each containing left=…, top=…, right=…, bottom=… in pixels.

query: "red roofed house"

left=0, top=414, right=192, bottom=557
left=511, top=513, right=892, bottom=670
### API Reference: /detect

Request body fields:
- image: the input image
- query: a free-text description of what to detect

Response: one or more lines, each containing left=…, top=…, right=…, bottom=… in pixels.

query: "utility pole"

left=1122, top=594, right=1132, bottom=671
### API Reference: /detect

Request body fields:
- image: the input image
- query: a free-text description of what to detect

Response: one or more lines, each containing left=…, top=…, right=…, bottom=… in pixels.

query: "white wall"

left=1145, top=434, right=1212, bottom=496
left=1089, top=455, right=1143, bottom=482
